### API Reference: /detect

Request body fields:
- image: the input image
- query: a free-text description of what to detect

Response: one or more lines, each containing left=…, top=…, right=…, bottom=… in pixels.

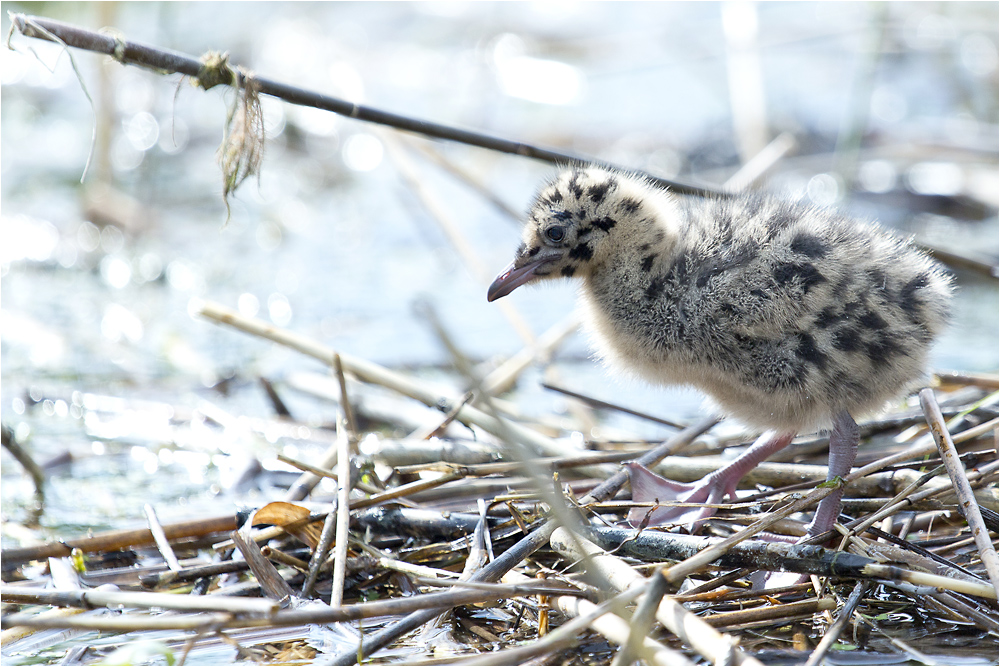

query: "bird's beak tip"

left=487, top=270, right=513, bottom=302
left=487, top=260, right=532, bottom=302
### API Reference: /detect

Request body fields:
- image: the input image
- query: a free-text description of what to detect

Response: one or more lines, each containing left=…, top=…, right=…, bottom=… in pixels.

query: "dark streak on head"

left=567, top=171, right=584, bottom=199
left=588, top=181, right=610, bottom=204
left=591, top=216, right=617, bottom=232
left=618, top=197, right=641, bottom=214
left=569, top=243, right=593, bottom=261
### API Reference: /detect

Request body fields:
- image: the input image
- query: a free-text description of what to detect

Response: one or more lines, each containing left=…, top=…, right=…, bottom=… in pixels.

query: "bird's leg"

left=763, top=411, right=862, bottom=589
left=804, top=409, right=860, bottom=538
left=627, top=430, right=795, bottom=528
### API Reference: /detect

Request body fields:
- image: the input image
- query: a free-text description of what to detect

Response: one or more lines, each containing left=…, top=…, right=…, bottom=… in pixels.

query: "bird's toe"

left=625, top=462, right=737, bottom=530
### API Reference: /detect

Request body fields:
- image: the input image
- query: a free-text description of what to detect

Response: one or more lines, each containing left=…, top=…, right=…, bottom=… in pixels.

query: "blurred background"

left=2, top=2, right=997, bottom=535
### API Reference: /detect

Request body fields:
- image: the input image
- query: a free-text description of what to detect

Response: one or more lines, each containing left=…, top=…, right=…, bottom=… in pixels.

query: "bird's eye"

left=545, top=226, right=566, bottom=243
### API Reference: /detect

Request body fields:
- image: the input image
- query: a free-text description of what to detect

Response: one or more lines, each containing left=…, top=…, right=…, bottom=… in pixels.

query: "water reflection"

left=492, top=33, right=584, bottom=105
left=267, top=292, right=292, bottom=326
left=907, top=162, right=964, bottom=196
left=99, top=255, right=132, bottom=289
left=341, top=132, right=383, bottom=171
left=1, top=215, right=60, bottom=264
left=101, top=303, right=143, bottom=343
left=238, top=292, right=260, bottom=317
left=0, top=0, right=995, bottom=573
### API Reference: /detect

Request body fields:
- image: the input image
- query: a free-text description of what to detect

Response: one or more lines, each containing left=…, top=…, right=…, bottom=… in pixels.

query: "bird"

left=487, top=165, right=952, bottom=538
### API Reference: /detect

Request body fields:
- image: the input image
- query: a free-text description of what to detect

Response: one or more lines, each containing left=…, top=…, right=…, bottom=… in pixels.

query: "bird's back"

left=581, top=190, right=953, bottom=432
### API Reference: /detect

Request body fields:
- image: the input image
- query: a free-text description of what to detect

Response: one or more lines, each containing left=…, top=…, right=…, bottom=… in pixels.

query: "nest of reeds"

left=3, top=300, right=997, bottom=665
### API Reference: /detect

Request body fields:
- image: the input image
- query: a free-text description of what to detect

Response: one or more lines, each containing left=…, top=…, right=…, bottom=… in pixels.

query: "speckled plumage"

left=488, top=166, right=953, bottom=538
left=489, top=166, right=952, bottom=433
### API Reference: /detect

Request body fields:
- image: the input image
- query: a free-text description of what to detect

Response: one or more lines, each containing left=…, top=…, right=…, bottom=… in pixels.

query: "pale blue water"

left=1, top=0, right=996, bottom=584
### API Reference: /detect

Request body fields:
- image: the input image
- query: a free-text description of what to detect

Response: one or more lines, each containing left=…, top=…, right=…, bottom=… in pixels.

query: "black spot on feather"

left=567, top=171, right=584, bottom=199
left=588, top=182, right=610, bottom=203
left=796, top=333, right=827, bottom=369
left=591, top=216, right=617, bottom=232
left=815, top=306, right=846, bottom=329
left=640, top=255, right=656, bottom=272
left=561, top=265, right=576, bottom=277
left=790, top=233, right=829, bottom=258
left=618, top=197, right=641, bottom=214
left=645, top=275, right=667, bottom=301
left=859, top=310, right=887, bottom=330
left=899, top=273, right=929, bottom=317
left=866, top=334, right=899, bottom=367
left=569, top=243, right=593, bottom=261
left=832, top=327, right=862, bottom=352
left=711, top=244, right=757, bottom=275
left=773, top=262, right=826, bottom=292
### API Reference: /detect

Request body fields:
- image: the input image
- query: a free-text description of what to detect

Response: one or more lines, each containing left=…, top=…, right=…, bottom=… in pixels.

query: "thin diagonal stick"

left=330, top=422, right=353, bottom=607
left=804, top=580, right=868, bottom=666
left=8, top=12, right=721, bottom=198
left=919, top=388, right=1000, bottom=594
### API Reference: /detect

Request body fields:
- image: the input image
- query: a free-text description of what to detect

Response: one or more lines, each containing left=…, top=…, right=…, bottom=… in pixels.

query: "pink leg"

left=766, top=411, right=862, bottom=589
left=627, top=430, right=796, bottom=528
left=804, top=410, right=859, bottom=538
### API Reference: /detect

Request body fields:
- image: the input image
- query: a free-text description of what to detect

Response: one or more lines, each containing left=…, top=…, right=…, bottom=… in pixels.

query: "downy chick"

left=488, top=166, right=952, bottom=536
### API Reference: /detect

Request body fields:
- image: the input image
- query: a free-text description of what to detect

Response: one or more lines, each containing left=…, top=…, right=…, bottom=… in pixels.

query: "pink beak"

left=487, top=256, right=553, bottom=302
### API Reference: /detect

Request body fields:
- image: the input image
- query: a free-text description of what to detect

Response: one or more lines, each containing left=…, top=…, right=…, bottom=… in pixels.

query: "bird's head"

left=488, top=166, right=640, bottom=302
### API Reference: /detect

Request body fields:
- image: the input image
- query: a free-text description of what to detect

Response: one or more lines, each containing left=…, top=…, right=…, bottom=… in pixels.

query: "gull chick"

left=488, top=166, right=952, bottom=536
